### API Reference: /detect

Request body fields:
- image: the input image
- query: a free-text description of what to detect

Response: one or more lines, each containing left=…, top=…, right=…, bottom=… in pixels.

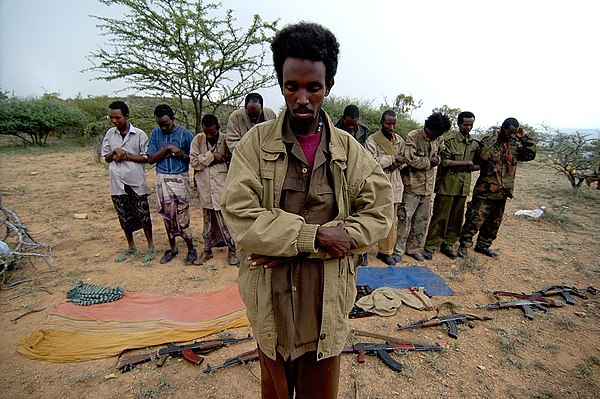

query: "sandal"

left=115, top=248, right=139, bottom=263
left=160, top=249, right=179, bottom=264
left=143, top=247, right=156, bottom=264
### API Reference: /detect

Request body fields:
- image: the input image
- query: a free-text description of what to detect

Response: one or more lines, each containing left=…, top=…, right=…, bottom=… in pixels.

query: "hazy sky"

left=1, top=0, right=598, bottom=129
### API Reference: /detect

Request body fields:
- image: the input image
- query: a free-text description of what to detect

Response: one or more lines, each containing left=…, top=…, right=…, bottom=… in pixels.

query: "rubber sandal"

left=143, top=248, right=156, bottom=264
left=184, top=249, right=198, bottom=265
left=115, top=248, right=139, bottom=263
left=160, top=249, right=179, bottom=264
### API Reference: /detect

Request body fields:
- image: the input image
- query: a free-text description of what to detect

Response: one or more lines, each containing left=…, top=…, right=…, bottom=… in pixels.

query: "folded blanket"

left=18, top=284, right=249, bottom=362
left=355, top=287, right=433, bottom=316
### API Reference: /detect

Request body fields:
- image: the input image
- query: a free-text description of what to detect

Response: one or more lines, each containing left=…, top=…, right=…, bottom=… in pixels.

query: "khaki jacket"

left=402, top=129, right=445, bottom=196
left=190, top=132, right=230, bottom=210
left=365, top=130, right=405, bottom=203
left=225, top=107, right=277, bottom=151
left=221, top=110, right=393, bottom=361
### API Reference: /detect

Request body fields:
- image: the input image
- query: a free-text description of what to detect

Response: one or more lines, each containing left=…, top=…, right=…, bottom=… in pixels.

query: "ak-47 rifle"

left=397, top=313, right=493, bottom=339
left=203, top=348, right=259, bottom=373
left=116, top=335, right=253, bottom=372
left=529, top=285, right=597, bottom=305
left=342, top=342, right=443, bottom=372
left=476, top=298, right=563, bottom=320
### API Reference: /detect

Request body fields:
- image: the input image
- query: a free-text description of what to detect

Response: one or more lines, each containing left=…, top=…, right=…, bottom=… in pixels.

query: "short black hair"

left=154, top=104, right=174, bottom=119
left=424, top=112, right=451, bottom=134
left=457, top=111, right=475, bottom=125
left=109, top=100, right=129, bottom=117
left=380, top=110, right=396, bottom=123
left=244, top=93, right=264, bottom=108
left=343, top=104, right=360, bottom=118
left=501, top=117, right=519, bottom=130
left=271, top=21, right=340, bottom=87
left=201, top=114, right=220, bottom=129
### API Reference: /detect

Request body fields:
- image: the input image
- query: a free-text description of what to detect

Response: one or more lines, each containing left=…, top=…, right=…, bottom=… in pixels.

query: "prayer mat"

left=356, top=265, right=455, bottom=296
left=18, top=284, right=249, bottom=362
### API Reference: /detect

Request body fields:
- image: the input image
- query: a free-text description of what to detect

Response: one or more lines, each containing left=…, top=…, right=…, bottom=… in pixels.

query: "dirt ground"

left=1, top=142, right=599, bottom=399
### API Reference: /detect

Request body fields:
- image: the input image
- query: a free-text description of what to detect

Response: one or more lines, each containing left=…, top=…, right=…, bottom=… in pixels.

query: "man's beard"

left=288, top=109, right=318, bottom=133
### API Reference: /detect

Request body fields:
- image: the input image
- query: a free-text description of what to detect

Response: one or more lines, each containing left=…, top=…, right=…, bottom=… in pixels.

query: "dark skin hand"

left=395, top=154, right=406, bottom=165
left=211, top=152, right=226, bottom=165
left=429, top=156, right=440, bottom=167
left=315, top=222, right=358, bottom=259
left=104, top=147, right=147, bottom=163
left=385, top=154, right=405, bottom=172
left=148, top=144, right=188, bottom=164
left=446, top=160, right=480, bottom=172
left=248, top=222, right=358, bottom=269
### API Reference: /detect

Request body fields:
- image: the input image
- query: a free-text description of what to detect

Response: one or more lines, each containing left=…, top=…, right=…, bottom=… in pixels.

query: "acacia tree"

left=381, top=93, right=423, bottom=119
left=432, top=105, right=461, bottom=130
left=541, top=125, right=600, bottom=191
left=88, top=0, right=278, bottom=133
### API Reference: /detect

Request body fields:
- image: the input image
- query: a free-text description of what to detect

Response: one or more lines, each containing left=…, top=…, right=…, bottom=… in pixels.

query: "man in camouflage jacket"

left=458, top=117, right=536, bottom=258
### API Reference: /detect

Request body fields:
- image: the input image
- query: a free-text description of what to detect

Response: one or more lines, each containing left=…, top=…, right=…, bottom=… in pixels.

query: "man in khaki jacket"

left=189, top=114, right=238, bottom=266
left=365, top=110, right=406, bottom=265
left=225, top=92, right=277, bottom=151
left=221, top=22, right=393, bottom=399
left=395, top=112, right=450, bottom=262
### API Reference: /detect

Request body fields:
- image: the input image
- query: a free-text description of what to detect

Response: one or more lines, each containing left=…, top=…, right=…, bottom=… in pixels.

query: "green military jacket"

left=221, top=110, right=393, bottom=361
left=472, top=133, right=536, bottom=200
left=402, top=129, right=445, bottom=196
left=334, top=117, right=369, bottom=146
left=435, top=130, right=480, bottom=196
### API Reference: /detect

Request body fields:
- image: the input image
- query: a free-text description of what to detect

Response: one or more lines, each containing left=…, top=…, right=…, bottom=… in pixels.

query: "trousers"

left=258, top=348, right=340, bottom=399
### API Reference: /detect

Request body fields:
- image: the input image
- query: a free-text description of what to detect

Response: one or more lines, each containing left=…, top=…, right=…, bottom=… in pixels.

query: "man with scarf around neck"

left=189, top=114, right=238, bottom=266
left=221, top=22, right=393, bottom=399
left=458, top=117, right=536, bottom=258
left=365, top=110, right=406, bottom=265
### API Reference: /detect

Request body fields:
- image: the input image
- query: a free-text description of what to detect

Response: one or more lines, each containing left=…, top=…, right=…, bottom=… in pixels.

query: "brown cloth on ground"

left=355, top=287, right=433, bottom=316
left=18, top=284, right=249, bottom=362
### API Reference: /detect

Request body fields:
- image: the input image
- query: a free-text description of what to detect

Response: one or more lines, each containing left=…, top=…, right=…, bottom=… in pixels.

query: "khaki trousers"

left=378, top=203, right=398, bottom=255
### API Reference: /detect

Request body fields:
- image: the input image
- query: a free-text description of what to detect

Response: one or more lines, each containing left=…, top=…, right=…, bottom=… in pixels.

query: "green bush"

left=0, top=97, right=85, bottom=145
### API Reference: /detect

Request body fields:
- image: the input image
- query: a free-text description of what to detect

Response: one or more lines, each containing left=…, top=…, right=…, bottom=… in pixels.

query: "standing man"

left=458, top=118, right=536, bottom=258
left=423, top=111, right=479, bottom=260
left=394, top=112, right=451, bottom=262
left=101, top=101, right=155, bottom=263
left=148, top=104, right=197, bottom=265
left=225, top=92, right=277, bottom=151
left=221, top=22, right=393, bottom=399
left=189, top=114, right=238, bottom=266
left=335, top=104, right=369, bottom=146
left=366, top=110, right=406, bottom=265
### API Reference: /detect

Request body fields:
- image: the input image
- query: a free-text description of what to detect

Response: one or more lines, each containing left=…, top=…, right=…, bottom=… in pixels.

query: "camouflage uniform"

left=459, top=132, right=536, bottom=250
left=395, top=129, right=444, bottom=256
left=424, top=130, right=479, bottom=253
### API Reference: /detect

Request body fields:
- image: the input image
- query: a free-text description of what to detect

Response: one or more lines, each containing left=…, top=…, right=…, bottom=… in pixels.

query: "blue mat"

left=356, top=266, right=455, bottom=296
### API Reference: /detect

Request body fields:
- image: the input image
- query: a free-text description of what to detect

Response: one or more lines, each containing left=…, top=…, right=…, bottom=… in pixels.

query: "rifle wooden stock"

left=116, top=335, right=253, bottom=372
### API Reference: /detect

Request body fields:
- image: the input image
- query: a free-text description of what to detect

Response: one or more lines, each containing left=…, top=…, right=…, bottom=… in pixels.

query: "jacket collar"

left=261, top=108, right=347, bottom=164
